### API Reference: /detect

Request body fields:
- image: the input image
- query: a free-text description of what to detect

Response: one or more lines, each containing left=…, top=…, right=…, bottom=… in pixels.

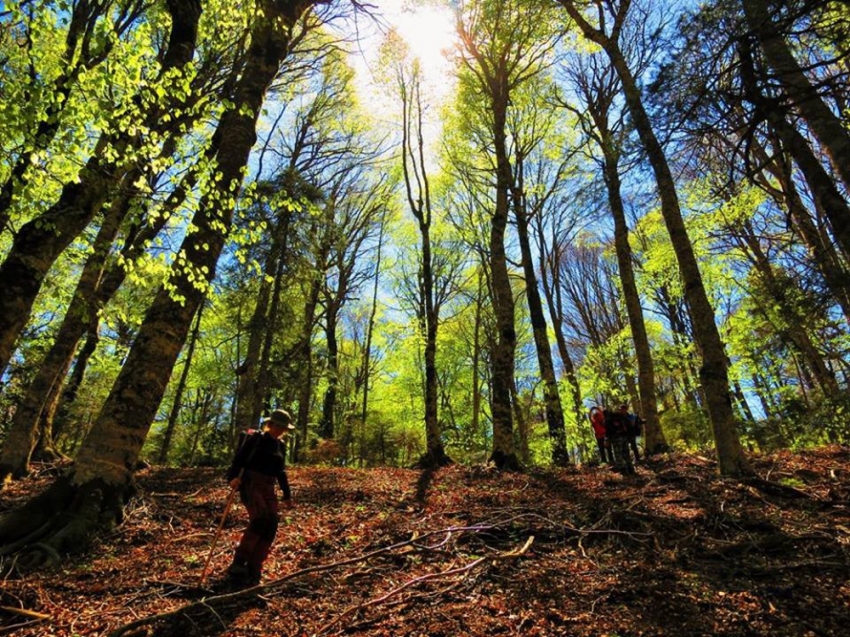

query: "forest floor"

left=1, top=447, right=849, bottom=637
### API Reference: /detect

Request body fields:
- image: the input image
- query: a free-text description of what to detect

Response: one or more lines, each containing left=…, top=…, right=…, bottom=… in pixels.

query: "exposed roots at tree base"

left=0, top=475, right=131, bottom=569
left=489, top=450, right=522, bottom=472
left=31, top=446, right=70, bottom=464
left=411, top=449, right=453, bottom=470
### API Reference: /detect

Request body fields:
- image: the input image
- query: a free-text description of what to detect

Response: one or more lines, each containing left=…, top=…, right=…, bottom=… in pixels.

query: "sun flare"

left=391, top=4, right=455, bottom=84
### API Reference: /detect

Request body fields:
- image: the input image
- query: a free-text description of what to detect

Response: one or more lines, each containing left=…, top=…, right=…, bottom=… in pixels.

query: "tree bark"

left=0, top=0, right=133, bottom=230
left=514, top=184, right=570, bottom=467
left=294, top=278, right=320, bottom=461
left=738, top=38, right=850, bottom=263
left=756, top=137, right=850, bottom=323
left=589, top=100, right=666, bottom=455
left=0, top=189, right=127, bottom=485
left=0, top=0, right=203, bottom=376
left=319, top=306, right=339, bottom=440
left=742, top=0, right=850, bottom=192
left=398, top=65, right=451, bottom=469
left=0, top=0, right=311, bottom=563
left=559, top=0, right=749, bottom=475
left=537, top=228, right=586, bottom=437
left=157, top=303, right=205, bottom=464
left=234, top=232, right=283, bottom=432
left=0, top=162, right=187, bottom=483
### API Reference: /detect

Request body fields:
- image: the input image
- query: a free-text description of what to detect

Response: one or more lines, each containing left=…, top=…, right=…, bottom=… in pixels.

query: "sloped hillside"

left=1, top=448, right=849, bottom=636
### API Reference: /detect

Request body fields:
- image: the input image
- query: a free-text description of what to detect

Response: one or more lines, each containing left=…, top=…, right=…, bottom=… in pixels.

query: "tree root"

left=743, top=476, right=814, bottom=500
left=0, top=476, right=128, bottom=567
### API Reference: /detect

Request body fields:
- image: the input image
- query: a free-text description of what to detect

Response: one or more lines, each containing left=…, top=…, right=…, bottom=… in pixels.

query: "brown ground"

left=1, top=447, right=849, bottom=637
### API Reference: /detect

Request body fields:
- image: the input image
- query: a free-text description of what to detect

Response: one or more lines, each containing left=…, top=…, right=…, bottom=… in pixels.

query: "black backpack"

left=629, top=416, right=644, bottom=436
left=235, top=428, right=260, bottom=451
left=226, top=429, right=261, bottom=481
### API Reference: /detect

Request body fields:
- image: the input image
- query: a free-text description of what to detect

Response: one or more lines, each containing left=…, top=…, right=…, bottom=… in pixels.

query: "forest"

left=0, top=0, right=849, bottom=630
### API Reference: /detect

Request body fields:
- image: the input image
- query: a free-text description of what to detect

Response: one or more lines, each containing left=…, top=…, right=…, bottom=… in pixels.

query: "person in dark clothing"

left=605, top=405, right=635, bottom=475
left=620, top=403, right=642, bottom=463
left=225, top=409, right=295, bottom=586
left=589, top=406, right=612, bottom=464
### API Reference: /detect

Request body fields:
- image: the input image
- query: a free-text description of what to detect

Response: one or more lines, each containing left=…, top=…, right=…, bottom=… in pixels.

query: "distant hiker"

left=589, top=406, right=612, bottom=464
left=225, top=408, right=296, bottom=587
left=621, top=403, right=642, bottom=463
left=604, top=405, right=635, bottom=475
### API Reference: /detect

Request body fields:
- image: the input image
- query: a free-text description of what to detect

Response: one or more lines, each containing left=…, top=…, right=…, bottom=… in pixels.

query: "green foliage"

left=659, top=405, right=713, bottom=452
left=2, top=0, right=849, bottom=478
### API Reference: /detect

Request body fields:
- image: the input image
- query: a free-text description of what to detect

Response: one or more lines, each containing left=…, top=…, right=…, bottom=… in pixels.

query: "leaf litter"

left=1, top=446, right=849, bottom=636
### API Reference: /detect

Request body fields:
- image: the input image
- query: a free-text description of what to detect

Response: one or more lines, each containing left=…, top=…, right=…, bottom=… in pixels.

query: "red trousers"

left=234, top=471, right=279, bottom=572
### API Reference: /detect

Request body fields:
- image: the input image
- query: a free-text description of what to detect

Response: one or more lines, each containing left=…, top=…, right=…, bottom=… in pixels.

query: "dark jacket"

left=604, top=410, right=629, bottom=438
left=227, top=431, right=291, bottom=500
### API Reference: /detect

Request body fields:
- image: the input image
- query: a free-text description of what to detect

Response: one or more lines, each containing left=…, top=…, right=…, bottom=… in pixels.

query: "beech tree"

left=0, top=0, right=148, bottom=232
left=379, top=28, right=457, bottom=468
left=453, top=0, right=561, bottom=470
left=556, top=0, right=750, bottom=476
left=0, top=0, right=345, bottom=563
left=507, top=88, right=572, bottom=466
left=0, top=0, right=203, bottom=376
left=558, top=32, right=667, bottom=454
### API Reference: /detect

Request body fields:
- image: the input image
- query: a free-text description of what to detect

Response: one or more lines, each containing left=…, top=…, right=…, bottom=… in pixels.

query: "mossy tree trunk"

left=0, top=0, right=315, bottom=565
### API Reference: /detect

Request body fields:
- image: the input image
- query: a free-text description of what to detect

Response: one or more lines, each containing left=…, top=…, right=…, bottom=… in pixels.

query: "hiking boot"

left=246, top=564, right=262, bottom=586
left=227, top=558, right=250, bottom=582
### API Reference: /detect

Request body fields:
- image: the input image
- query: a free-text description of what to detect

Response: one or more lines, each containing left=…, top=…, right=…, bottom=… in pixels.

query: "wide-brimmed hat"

left=265, top=409, right=295, bottom=430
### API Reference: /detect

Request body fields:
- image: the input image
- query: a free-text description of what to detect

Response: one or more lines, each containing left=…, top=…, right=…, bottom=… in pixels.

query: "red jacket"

left=589, top=408, right=606, bottom=438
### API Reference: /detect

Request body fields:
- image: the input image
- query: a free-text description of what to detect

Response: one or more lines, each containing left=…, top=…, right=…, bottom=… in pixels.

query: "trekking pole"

left=199, top=479, right=240, bottom=586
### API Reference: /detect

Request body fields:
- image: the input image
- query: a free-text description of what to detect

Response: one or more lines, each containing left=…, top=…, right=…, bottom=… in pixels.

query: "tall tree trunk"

left=234, top=249, right=276, bottom=432
left=0, top=164, right=187, bottom=483
left=537, top=229, right=585, bottom=435
left=511, top=378, right=530, bottom=466
left=471, top=271, right=485, bottom=458
left=157, top=303, right=204, bottom=464
left=738, top=39, right=850, bottom=262
left=738, top=222, right=839, bottom=393
left=52, top=324, right=100, bottom=447
left=397, top=66, right=451, bottom=469
left=0, top=189, right=127, bottom=485
left=559, top=0, right=749, bottom=475
left=455, top=11, right=520, bottom=470
left=762, top=141, right=850, bottom=323
left=360, top=214, right=385, bottom=464
left=514, top=191, right=570, bottom=467
left=0, top=0, right=311, bottom=564
left=294, top=278, right=320, bottom=461
left=255, top=222, right=289, bottom=425
left=742, top=0, right=850, bottom=192
left=732, top=378, right=756, bottom=424
left=594, top=118, right=666, bottom=455
left=487, top=99, right=520, bottom=470
left=418, top=195, right=451, bottom=468
left=319, top=307, right=339, bottom=440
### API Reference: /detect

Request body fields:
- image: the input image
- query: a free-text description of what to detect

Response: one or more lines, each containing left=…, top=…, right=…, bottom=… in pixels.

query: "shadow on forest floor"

left=1, top=447, right=849, bottom=637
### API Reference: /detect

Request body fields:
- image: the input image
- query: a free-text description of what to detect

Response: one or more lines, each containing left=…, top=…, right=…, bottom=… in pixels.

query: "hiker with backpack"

left=604, top=405, right=635, bottom=475
left=589, top=406, right=612, bottom=464
left=224, top=408, right=295, bottom=587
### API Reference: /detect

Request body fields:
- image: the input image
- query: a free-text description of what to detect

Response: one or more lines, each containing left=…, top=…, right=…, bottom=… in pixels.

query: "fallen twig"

left=0, top=605, right=50, bottom=620
left=106, top=524, right=500, bottom=637
left=318, top=535, right=535, bottom=635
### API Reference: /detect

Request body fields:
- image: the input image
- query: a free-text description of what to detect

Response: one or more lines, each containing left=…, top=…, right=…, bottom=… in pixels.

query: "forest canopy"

left=0, top=0, right=848, bottom=511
